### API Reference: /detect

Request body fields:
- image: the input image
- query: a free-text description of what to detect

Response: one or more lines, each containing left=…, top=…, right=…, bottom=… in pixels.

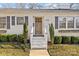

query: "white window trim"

left=0, top=16, right=7, bottom=30
left=58, top=16, right=66, bottom=30
left=16, top=16, right=25, bottom=25
left=75, top=17, right=79, bottom=29
left=58, top=16, right=79, bottom=30
left=11, top=16, right=27, bottom=26
left=67, top=17, right=74, bottom=29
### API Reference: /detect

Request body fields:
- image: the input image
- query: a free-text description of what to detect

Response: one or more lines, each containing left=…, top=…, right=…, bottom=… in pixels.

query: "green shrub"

left=23, top=23, right=28, bottom=44
left=0, top=34, right=25, bottom=43
left=62, top=36, right=71, bottom=44
left=49, top=23, right=54, bottom=44
left=6, top=35, right=10, bottom=42
left=8, top=34, right=17, bottom=42
left=54, top=36, right=62, bottom=44
left=0, top=34, right=17, bottom=42
left=17, top=34, right=24, bottom=43
left=71, top=37, right=79, bottom=44
left=0, top=35, right=8, bottom=42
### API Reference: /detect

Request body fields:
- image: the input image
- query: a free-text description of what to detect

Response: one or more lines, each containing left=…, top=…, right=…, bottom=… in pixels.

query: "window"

left=67, top=17, right=74, bottom=28
left=56, top=16, right=79, bottom=30
left=17, top=17, right=24, bottom=25
left=59, top=17, right=66, bottom=28
left=0, top=17, right=6, bottom=28
left=12, top=16, right=15, bottom=25
left=76, top=17, right=79, bottom=28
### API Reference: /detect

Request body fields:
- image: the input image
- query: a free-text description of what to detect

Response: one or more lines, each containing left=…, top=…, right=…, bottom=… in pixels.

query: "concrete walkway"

left=30, top=50, right=49, bottom=56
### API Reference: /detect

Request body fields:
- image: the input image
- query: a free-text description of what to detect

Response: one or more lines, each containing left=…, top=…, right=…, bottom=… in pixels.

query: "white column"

left=33, top=16, right=35, bottom=35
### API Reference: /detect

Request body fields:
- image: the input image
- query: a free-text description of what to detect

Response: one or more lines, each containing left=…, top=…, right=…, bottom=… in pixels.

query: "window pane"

left=17, top=17, right=24, bottom=25
left=0, top=17, right=6, bottom=28
left=59, top=17, right=66, bottom=28
left=76, top=17, right=79, bottom=28
left=12, top=16, right=15, bottom=25
left=67, top=17, right=74, bottom=28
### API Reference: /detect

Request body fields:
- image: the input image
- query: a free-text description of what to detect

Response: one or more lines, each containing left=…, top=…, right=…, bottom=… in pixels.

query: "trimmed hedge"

left=0, top=35, right=8, bottom=42
left=0, top=34, right=24, bottom=43
left=71, top=37, right=79, bottom=44
left=54, top=36, right=62, bottom=44
left=0, top=34, right=79, bottom=44
left=17, top=34, right=24, bottom=43
left=54, top=36, right=79, bottom=44
left=8, top=34, right=17, bottom=42
left=0, top=34, right=17, bottom=42
left=62, top=36, right=71, bottom=44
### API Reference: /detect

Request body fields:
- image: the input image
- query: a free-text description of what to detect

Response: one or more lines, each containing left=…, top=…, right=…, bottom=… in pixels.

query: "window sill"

left=58, top=30, right=79, bottom=33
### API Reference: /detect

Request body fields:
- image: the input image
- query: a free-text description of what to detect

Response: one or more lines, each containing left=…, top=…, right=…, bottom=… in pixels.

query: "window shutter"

left=7, top=16, right=10, bottom=29
left=12, top=16, right=15, bottom=25
left=25, top=16, right=28, bottom=25
left=73, top=17, right=74, bottom=28
left=55, top=16, right=58, bottom=29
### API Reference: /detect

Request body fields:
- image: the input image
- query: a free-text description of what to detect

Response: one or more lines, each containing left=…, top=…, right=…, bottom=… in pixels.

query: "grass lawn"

left=48, top=44, right=79, bottom=56
left=0, top=43, right=30, bottom=56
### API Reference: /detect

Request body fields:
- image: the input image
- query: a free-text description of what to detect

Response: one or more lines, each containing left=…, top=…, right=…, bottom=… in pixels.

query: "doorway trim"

left=33, top=16, right=44, bottom=35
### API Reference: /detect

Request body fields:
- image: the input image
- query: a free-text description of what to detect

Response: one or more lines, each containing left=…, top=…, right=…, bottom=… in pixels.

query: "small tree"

left=23, top=23, right=28, bottom=44
left=49, top=23, right=54, bottom=44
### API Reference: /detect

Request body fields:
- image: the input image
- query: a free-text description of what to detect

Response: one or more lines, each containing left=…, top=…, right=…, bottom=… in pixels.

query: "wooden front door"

left=35, top=17, right=42, bottom=35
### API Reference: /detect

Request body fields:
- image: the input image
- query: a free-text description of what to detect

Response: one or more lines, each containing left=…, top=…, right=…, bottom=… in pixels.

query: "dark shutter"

left=7, top=16, right=10, bottom=29
left=73, top=17, right=74, bottom=28
left=12, top=16, right=15, bottom=25
left=25, top=16, right=28, bottom=25
left=55, top=16, right=58, bottom=29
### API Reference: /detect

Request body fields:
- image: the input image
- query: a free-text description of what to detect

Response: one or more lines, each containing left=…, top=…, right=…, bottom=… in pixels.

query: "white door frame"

left=33, top=16, right=44, bottom=35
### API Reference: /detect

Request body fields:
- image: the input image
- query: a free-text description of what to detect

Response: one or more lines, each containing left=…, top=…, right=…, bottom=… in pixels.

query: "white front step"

left=31, top=37, right=47, bottom=49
